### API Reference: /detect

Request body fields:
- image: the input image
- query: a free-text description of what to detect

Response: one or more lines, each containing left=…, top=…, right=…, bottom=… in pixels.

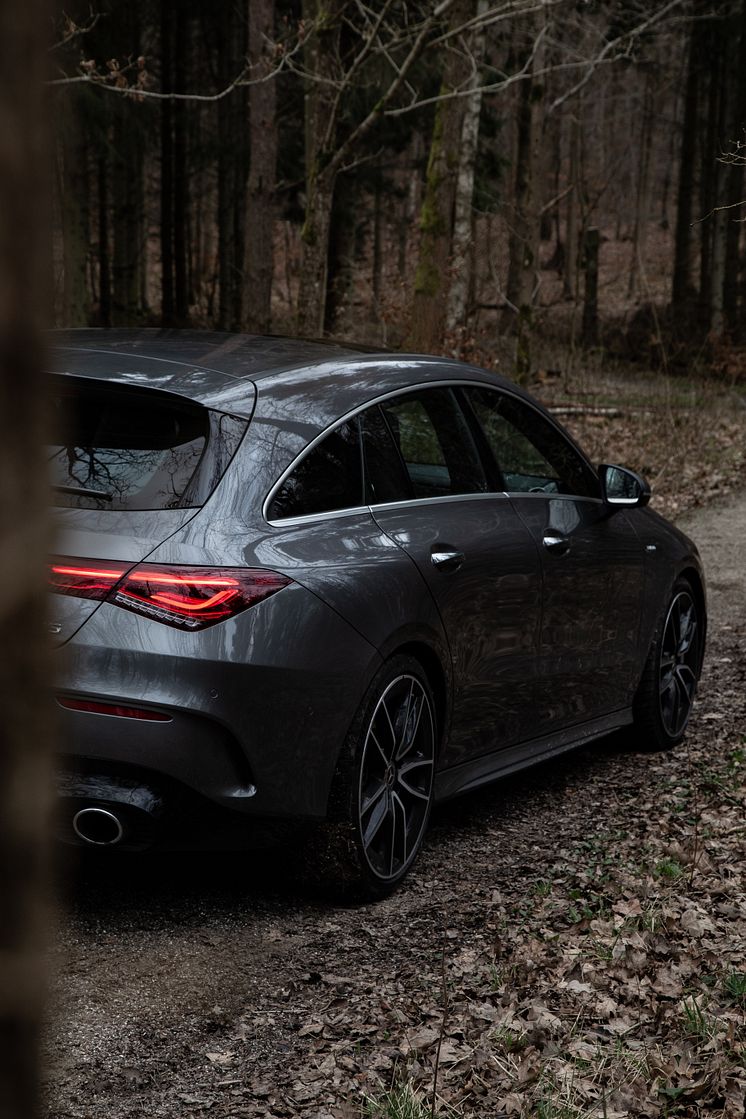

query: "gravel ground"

left=42, top=493, right=746, bottom=1119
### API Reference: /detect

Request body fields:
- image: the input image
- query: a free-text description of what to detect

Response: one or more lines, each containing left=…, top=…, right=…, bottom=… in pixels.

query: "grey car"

left=50, top=330, right=706, bottom=897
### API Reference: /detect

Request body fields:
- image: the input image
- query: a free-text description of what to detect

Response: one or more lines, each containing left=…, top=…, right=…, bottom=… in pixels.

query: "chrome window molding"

left=262, top=377, right=599, bottom=526
left=264, top=489, right=605, bottom=529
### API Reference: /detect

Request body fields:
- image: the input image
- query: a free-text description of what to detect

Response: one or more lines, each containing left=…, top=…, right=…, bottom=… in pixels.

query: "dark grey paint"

left=49, top=331, right=706, bottom=841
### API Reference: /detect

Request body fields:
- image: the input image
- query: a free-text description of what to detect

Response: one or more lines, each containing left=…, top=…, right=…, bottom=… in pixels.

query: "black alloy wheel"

left=357, top=673, right=435, bottom=882
left=634, top=577, right=703, bottom=750
left=316, top=655, right=437, bottom=899
left=658, top=589, right=700, bottom=739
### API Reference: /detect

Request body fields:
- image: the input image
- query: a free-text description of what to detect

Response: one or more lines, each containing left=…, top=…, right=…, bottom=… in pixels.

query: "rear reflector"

left=57, top=697, right=172, bottom=721
left=49, top=558, right=291, bottom=630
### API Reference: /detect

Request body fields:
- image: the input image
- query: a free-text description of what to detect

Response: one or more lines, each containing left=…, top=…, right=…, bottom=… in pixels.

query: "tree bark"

left=564, top=112, right=581, bottom=300
left=297, top=0, right=343, bottom=336
left=0, top=3, right=53, bottom=1117
left=160, top=0, right=175, bottom=323
left=59, top=92, right=90, bottom=326
left=672, top=14, right=700, bottom=311
left=500, top=9, right=546, bottom=378
left=243, top=0, right=277, bottom=334
left=173, top=2, right=189, bottom=322
left=627, top=68, right=655, bottom=300
left=407, top=0, right=473, bottom=352
left=446, top=0, right=489, bottom=337
left=97, top=153, right=111, bottom=327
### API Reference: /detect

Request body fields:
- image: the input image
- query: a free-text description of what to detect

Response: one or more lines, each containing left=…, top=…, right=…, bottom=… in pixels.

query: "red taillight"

left=57, top=697, right=172, bottom=721
left=49, top=558, right=291, bottom=630
left=50, top=558, right=129, bottom=600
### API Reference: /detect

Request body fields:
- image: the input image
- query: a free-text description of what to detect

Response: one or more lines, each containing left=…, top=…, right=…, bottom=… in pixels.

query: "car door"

left=362, top=387, right=543, bottom=767
left=462, top=385, right=646, bottom=732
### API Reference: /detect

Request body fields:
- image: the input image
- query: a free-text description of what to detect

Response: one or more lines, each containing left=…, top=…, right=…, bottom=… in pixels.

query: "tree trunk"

left=723, top=0, right=746, bottom=332
left=627, top=69, right=655, bottom=300
left=407, top=0, right=473, bottom=352
left=297, top=0, right=343, bottom=336
left=500, top=10, right=546, bottom=375
left=173, top=3, right=189, bottom=322
left=698, top=18, right=720, bottom=317
left=112, top=107, right=143, bottom=324
left=97, top=153, right=111, bottom=327
left=564, top=112, right=581, bottom=300
left=160, top=0, right=175, bottom=323
left=0, top=4, right=53, bottom=1117
left=243, top=0, right=277, bottom=334
left=446, top=0, right=488, bottom=337
left=581, top=227, right=600, bottom=347
left=59, top=93, right=90, bottom=326
left=298, top=167, right=336, bottom=335
left=672, top=16, right=700, bottom=312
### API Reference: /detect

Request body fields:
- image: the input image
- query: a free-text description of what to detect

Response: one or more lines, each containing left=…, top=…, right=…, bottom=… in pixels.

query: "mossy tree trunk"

left=407, top=0, right=473, bottom=353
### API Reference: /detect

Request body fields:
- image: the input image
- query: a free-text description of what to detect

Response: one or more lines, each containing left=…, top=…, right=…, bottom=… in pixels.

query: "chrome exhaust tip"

left=72, top=807, right=124, bottom=847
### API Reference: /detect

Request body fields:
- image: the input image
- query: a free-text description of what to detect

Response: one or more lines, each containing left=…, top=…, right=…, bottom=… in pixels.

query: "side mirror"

left=598, top=464, right=651, bottom=509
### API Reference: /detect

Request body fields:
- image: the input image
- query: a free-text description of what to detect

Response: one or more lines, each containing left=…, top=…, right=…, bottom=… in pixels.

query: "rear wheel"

left=311, top=655, right=437, bottom=900
left=633, top=578, right=703, bottom=750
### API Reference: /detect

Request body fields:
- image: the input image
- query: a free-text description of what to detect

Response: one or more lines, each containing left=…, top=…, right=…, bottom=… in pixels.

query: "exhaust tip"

left=72, top=807, right=124, bottom=847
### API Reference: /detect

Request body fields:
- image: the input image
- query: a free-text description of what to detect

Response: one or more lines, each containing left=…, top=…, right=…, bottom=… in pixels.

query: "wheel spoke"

left=369, top=728, right=389, bottom=768
left=398, top=757, right=434, bottom=801
left=678, top=608, right=696, bottom=654
left=397, top=689, right=424, bottom=761
left=391, top=791, right=408, bottom=871
left=379, top=698, right=397, bottom=759
left=362, top=789, right=391, bottom=850
left=659, top=669, right=675, bottom=698
left=360, top=779, right=387, bottom=818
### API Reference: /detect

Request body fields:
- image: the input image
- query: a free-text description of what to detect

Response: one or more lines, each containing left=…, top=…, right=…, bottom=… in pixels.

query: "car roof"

left=48, top=328, right=524, bottom=419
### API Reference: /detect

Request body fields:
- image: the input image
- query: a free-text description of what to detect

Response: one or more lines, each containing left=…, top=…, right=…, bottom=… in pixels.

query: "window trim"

left=262, top=379, right=601, bottom=526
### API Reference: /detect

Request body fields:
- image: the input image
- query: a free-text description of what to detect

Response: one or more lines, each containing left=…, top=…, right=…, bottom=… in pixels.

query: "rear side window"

left=267, top=419, right=364, bottom=521
left=49, top=378, right=247, bottom=511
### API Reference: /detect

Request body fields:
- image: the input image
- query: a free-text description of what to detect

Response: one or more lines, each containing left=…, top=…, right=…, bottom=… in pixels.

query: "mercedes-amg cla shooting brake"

left=50, top=331, right=706, bottom=897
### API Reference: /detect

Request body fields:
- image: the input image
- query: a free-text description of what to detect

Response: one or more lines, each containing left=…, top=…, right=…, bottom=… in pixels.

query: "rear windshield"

left=49, top=377, right=247, bottom=511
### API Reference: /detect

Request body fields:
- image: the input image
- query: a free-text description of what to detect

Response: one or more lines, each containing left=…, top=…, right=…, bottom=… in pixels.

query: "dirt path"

left=43, top=496, right=746, bottom=1119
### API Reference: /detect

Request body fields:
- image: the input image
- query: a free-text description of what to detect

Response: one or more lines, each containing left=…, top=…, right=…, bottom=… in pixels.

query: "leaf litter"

left=44, top=447, right=746, bottom=1119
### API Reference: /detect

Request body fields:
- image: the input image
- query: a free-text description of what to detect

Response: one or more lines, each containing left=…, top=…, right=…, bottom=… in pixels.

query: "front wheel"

left=311, top=655, right=437, bottom=900
left=633, top=578, right=703, bottom=750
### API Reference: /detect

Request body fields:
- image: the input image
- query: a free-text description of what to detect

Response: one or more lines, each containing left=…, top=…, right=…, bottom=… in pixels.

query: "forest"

left=52, top=0, right=746, bottom=382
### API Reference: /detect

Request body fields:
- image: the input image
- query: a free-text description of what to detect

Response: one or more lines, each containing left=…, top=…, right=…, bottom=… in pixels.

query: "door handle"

left=430, top=550, right=465, bottom=572
left=543, top=534, right=571, bottom=556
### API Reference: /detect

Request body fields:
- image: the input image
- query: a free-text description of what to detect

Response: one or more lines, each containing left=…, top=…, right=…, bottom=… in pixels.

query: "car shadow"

left=54, top=729, right=640, bottom=920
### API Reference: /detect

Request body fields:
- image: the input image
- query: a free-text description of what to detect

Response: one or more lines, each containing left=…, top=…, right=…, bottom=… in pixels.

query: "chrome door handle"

left=431, top=550, right=465, bottom=572
left=543, top=534, right=571, bottom=555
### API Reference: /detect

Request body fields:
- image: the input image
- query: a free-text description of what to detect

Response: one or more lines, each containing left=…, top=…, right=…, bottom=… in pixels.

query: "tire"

left=632, top=577, right=703, bottom=751
left=309, top=655, right=437, bottom=901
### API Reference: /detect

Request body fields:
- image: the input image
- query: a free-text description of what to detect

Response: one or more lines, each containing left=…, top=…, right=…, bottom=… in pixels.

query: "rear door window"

left=378, top=388, right=488, bottom=499
left=49, top=378, right=246, bottom=511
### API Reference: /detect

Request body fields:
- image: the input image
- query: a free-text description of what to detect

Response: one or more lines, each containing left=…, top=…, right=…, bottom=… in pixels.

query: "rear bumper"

left=54, top=583, right=381, bottom=825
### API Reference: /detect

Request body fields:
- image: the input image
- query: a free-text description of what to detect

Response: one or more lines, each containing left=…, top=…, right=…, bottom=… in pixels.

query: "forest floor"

left=43, top=374, right=746, bottom=1119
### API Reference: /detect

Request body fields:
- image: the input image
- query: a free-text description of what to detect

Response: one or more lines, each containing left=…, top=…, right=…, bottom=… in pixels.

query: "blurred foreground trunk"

left=0, top=2, right=53, bottom=1117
